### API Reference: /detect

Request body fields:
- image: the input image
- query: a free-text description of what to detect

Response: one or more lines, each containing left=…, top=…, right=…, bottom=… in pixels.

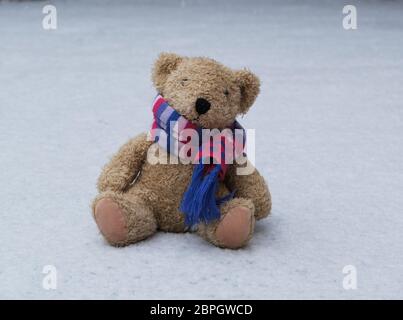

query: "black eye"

left=224, top=89, right=229, bottom=96
left=181, top=78, right=188, bottom=86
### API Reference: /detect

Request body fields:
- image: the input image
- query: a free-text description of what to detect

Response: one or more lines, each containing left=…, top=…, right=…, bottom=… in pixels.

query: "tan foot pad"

left=215, top=206, right=253, bottom=249
left=94, top=198, right=128, bottom=244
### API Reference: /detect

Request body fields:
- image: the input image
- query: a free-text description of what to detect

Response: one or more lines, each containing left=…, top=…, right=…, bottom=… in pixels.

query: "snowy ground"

left=0, top=0, right=402, bottom=299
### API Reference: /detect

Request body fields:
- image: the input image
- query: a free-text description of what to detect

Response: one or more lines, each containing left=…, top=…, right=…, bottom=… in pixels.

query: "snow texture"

left=0, top=0, right=402, bottom=299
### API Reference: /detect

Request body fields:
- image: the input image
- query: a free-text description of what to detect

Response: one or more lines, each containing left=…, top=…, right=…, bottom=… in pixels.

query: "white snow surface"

left=0, top=0, right=402, bottom=299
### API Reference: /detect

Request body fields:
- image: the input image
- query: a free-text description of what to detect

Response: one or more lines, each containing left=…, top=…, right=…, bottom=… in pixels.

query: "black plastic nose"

left=195, top=98, right=211, bottom=115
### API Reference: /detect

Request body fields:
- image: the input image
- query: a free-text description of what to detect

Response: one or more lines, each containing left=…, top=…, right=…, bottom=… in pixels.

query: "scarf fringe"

left=180, top=162, right=222, bottom=226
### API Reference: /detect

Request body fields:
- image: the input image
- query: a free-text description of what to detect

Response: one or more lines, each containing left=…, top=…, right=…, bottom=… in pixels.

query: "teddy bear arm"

left=97, top=132, right=152, bottom=193
left=225, top=162, right=272, bottom=220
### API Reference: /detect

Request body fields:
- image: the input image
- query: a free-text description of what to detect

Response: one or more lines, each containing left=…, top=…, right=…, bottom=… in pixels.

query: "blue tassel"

left=180, top=162, right=222, bottom=226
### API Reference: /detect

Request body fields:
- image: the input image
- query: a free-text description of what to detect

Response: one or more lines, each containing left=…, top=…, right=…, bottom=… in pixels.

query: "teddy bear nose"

left=195, top=98, right=211, bottom=115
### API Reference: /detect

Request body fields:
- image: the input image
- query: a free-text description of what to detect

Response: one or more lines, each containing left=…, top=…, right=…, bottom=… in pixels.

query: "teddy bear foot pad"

left=215, top=206, right=254, bottom=249
left=94, top=198, right=128, bottom=245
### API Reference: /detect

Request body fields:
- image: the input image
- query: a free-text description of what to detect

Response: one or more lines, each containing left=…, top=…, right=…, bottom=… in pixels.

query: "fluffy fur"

left=92, top=53, right=271, bottom=249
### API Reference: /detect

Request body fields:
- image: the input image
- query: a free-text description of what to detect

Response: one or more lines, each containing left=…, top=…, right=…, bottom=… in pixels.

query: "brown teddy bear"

left=92, top=53, right=271, bottom=249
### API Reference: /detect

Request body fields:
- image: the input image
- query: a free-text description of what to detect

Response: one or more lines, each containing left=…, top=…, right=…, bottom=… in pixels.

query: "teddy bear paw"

left=215, top=206, right=254, bottom=249
left=94, top=198, right=128, bottom=246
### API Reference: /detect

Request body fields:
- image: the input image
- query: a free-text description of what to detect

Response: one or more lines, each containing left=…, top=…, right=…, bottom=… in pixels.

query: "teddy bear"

left=92, top=53, right=271, bottom=249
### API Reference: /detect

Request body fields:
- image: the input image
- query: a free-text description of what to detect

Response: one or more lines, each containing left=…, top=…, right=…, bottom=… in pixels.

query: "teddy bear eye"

left=181, top=78, right=189, bottom=86
left=224, top=89, right=229, bottom=96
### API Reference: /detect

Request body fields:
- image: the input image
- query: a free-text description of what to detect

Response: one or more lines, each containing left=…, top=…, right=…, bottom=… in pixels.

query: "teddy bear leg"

left=92, top=191, right=157, bottom=247
left=197, top=198, right=255, bottom=249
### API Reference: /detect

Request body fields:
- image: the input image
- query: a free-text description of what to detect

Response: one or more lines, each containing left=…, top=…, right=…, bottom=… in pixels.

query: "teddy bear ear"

left=234, top=69, right=260, bottom=113
left=152, top=52, right=183, bottom=93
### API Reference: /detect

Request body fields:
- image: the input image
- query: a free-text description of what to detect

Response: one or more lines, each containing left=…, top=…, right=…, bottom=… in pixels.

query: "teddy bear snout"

left=195, top=98, right=211, bottom=115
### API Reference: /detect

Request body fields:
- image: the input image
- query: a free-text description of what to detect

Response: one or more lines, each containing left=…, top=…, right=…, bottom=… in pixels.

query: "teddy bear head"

left=152, top=53, right=260, bottom=129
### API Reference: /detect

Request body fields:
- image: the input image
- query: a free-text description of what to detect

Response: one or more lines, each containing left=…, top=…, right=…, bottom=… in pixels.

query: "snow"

left=0, top=0, right=402, bottom=299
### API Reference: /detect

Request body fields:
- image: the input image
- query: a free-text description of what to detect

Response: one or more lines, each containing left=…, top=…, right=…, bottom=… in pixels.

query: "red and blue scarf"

left=150, top=95, right=245, bottom=226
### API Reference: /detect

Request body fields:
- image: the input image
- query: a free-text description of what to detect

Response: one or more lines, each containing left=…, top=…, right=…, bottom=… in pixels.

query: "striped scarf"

left=150, top=94, right=245, bottom=226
